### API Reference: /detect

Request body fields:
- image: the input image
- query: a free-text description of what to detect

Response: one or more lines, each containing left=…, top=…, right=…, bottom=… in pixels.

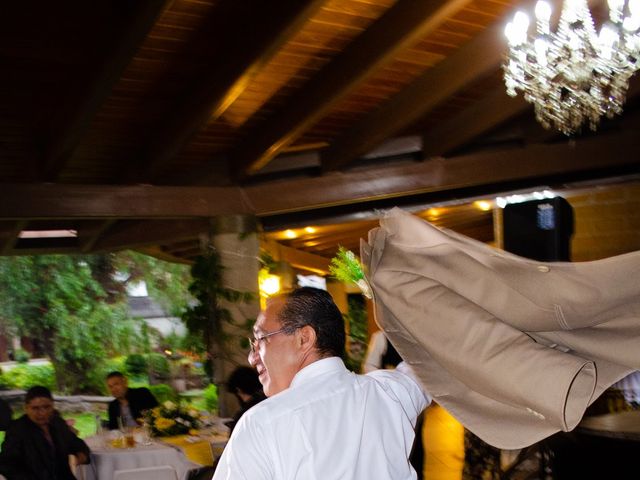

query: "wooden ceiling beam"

left=0, top=128, right=638, bottom=223
left=0, top=220, right=28, bottom=255
left=43, top=0, right=168, bottom=181
left=320, top=20, right=508, bottom=171
left=126, top=0, right=326, bottom=184
left=231, top=0, right=474, bottom=178
left=0, top=185, right=248, bottom=219
left=80, top=219, right=117, bottom=253
left=135, top=245, right=193, bottom=265
left=93, top=219, right=210, bottom=252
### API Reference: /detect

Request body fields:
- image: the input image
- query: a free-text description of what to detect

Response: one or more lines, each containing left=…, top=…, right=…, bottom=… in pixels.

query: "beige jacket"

left=361, top=207, right=639, bottom=449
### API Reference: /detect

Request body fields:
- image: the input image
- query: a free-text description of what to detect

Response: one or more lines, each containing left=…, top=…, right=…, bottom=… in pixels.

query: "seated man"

left=106, top=371, right=158, bottom=429
left=0, top=385, right=90, bottom=480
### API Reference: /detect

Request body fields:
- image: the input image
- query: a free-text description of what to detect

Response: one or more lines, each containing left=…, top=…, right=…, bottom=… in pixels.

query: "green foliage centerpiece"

left=328, top=247, right=372, bottom=299
left=145, top=400, right=201, bottom=437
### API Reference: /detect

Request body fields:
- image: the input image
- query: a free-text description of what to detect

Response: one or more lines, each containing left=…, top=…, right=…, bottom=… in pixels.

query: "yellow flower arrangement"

left=145, top=400, right=201, bottom=437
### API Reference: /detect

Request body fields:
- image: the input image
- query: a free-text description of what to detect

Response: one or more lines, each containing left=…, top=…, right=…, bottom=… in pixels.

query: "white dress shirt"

left=213, top=357, right=431, bottom=480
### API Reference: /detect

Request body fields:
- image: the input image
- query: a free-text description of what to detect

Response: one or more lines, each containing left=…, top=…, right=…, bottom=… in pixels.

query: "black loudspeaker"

left=503, top=197, right=574, bottom=261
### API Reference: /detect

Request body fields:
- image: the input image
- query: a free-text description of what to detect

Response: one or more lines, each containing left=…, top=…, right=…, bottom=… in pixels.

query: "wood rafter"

left=125, top=0, right=326, bottom=184
left=80, top=219, right=117, bottom=253
left=0, top=220, right=28, bottom=255
left=44, top=0, right=167, bottom=181
left=231, top=0, right=474, bottom=178
left=320, top=21, right=508, bottom=171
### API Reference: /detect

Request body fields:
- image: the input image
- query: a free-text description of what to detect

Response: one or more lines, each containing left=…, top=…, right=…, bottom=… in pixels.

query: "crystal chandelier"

left=503, top=0, right=640, bottom=135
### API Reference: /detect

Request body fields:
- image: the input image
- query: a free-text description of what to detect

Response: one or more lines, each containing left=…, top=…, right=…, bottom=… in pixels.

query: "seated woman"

left=0, top=385, right=90, bottom=480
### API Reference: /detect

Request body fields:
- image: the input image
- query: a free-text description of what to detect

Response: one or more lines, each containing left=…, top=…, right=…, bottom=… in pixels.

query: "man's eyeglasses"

left=248, top=328, right=290, bottom=354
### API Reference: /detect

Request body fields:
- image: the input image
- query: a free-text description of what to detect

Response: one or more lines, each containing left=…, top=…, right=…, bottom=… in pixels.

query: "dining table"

left=77, top=435, right=201, bottom=480
left=76, top=426, right=230, bottom=480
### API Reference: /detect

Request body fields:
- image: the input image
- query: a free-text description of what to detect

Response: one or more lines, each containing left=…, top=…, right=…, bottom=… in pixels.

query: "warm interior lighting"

left=304, top=226, right=316, bottom=234
left=496, top=190, right=556, bottom=208
left=474, top=200, right=492, bottom=211
left=19, top=229, right=77, bottom=239
left=284, top=229, right=297, bottom=239
left=504, top=0, right=640, bottom=134
left=259, top=268, right=281, bottom=297
left=427, top=208, right=440, bottom=217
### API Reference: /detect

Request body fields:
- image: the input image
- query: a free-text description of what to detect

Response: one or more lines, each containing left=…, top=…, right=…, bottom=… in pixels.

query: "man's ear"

left=298, top=325, right=317, bottom=352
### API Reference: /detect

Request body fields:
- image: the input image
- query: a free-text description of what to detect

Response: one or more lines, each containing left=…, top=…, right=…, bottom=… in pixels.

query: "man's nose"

left=248, top=348, right=258, bottom=366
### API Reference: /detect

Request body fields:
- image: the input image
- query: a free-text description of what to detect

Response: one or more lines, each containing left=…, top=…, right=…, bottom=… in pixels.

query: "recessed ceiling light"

left=19, top=229, right=77, bottom=239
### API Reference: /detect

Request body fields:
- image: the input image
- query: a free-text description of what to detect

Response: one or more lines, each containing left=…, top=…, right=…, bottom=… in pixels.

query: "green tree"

left=112, top=252, right=192, bottom=317
left=0, top=255, right=142, bottom=393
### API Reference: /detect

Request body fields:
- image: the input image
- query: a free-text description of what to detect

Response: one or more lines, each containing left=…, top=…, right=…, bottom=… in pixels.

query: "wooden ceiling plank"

left=231, top=0, right=475, bottom=178
left=128, top=0, right=327, bottom=183
left=44, top=0, right=169, bottom=181
left=320, top=20, right=509, bottom=171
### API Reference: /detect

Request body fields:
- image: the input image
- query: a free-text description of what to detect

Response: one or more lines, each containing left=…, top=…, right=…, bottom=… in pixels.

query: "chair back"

left=113, top=465, right=179, bottom=480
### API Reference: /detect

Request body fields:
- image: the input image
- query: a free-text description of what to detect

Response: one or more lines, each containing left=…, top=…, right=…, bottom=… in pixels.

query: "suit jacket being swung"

left=361, top=207, right=640, bottom=449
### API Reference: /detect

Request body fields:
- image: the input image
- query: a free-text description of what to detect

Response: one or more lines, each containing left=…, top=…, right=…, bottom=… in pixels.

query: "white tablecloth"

left=77, top=436, right=200, bottom=480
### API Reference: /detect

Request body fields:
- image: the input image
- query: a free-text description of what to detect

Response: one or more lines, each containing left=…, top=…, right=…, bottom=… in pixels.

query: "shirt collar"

left=290, top=356, right=346, bottom=389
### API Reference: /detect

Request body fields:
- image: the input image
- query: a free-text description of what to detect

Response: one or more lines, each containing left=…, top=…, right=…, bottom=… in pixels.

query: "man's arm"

left=139, top=387, right=159, bottom=409
left=0, top=422, right=32, bottom=479
left=56, top=415, right=91, bottom=465
left=213, top=415, right=273, bottom=480
left=363, top=331, right=387, bottom=373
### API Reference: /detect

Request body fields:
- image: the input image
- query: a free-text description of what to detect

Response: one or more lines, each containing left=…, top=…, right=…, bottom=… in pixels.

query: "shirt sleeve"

left=368, top=362, right=433, bottom=418
left=212, top=413, right=274, bottom=480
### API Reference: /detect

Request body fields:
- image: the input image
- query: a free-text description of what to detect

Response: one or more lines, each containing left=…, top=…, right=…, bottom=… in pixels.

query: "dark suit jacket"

left=107, top=387, right=158, bottom=429
left=0, top=414, right=90, bottom=480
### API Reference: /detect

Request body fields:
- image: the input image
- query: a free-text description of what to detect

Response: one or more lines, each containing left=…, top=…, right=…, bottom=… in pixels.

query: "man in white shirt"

left=213, top=287, right=432, bottom=480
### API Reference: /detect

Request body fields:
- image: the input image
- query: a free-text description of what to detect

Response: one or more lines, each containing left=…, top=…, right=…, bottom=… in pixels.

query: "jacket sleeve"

left=0, top=421, right=32, bottom=480
left=107, top=400, right=119, bottom=430
left=0, top=399, right=12, bottom=431
left=66, top=427, right=91, bottom=462
left=140, top=387, right=159, bottom=410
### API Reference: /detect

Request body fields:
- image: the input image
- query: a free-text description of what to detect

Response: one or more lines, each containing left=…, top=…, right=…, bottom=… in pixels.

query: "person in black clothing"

left=0, top=386, right=90, bottom=480
left=0, top=397, right=12, bottom=431
left=106, top=371, right=158, bottom=430
left=224, top=366, right=266, bottom=433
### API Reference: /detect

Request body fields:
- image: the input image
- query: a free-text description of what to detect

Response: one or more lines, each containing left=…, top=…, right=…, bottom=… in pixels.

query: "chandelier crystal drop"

left=503, top=0, right=640, bottom=135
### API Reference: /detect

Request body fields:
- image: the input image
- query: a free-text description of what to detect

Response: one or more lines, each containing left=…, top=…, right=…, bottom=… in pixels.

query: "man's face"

left=25, top=397, right=54, bottom=427
left=248, top=297, right=301, bottom=397
left=106, top=376, right=128, bottom=400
